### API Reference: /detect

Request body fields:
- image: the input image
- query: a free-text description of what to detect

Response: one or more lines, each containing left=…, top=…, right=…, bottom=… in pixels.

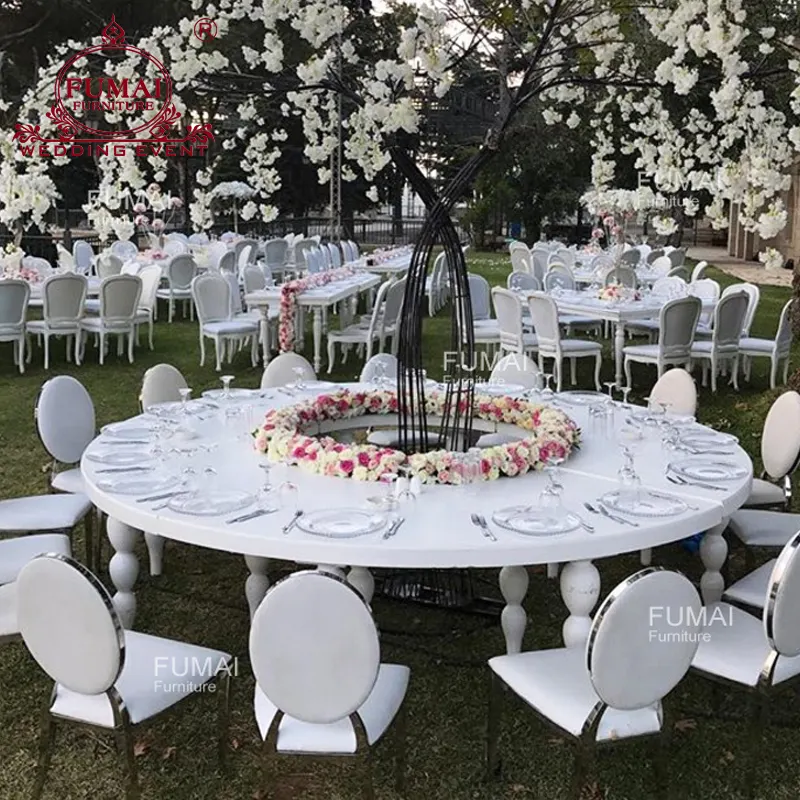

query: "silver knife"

left=137, top=489, right=188, bottom=503
left=382, top=517, right=405, bottom=539
left=97, top=466, right=151, bottom=474
left=596, top=503, right=639, bottom=527
left=227, top=508, right=276, bottom=524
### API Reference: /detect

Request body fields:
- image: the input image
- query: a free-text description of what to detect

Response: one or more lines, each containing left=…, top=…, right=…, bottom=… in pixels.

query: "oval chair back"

left=110, top=240, right=138, bottom=263
left=36, top=375, right=95, bottom=464
left=250, top=571, right=380, bottom=725
left=658, top=296, right=702, bottom=360
left=166, top=255, right=197, bottom=289
left=191, top=273, right=231, bottom=324
left=243, top=266, right=267, bottom=294
left=761, top=391, right=800, bottom=481
left=218, top=250, right=237, bottom=274
left=99, top=274, right=142, bottom=322
left=96, top=254, right=123, bottom=280
left=261, top=353, right=316, bottom=389
left=507, top=272, right=541, bottom=292
left=491, top=287, right=525, bottom=352
left=543, top=263, right=575, bottom=292
left=468, top=273, right=492, bottom=321
left=490, top=353, right=540, bottom=389
left=587, top=568, right=701, bottom=712
left=41, top=273, right=88, bottom=324
left=765, top=531, right=800, bottom=660
left=140, top=363, right=188, bottom=410
left=604, top=266, right=637, bottom=288
left=0, top=279, right=30, bottom=329
left=360, top=353, right=399, bottom=384
left=647, top=369, right=697, bottom=416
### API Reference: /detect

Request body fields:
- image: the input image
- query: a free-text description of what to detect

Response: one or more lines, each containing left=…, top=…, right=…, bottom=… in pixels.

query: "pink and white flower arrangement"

left=597, top=284, right=641, bottom=302
left=254, top=389, right=580, bottom=485
left=279, top=267, right=355, bottom=352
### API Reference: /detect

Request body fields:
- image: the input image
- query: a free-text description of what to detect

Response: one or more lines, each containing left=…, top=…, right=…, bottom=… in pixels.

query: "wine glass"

left=539, top=455, right=566, bottom=510
left=541, top=374, right=555, bottom=400
left=278, top=481, right=299, bottom=513
left=396, top=464, right=417, bottom=506
left=372, top=361, right=386, bottom=389
left=292, top=367, right=307, bottom=391
left=257, top=462, right=279, bottom=512
left=620, top=386, right=633, bottom=409
left=220, top=375, right=235, bottom=403
left=178, top=387, right=192, bottom=419
left=604, top=381, right=617, bottom=401
left=468, top=448, right=484, bottom=485
left=379, top=473, right=399, bottom=512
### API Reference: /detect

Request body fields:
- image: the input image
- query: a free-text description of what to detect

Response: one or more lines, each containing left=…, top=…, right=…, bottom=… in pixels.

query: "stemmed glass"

left=541, top=374, right=555, bottom=400
left=220, top=375, right=235, bottom=403
left=178, top=387, right=192, bottom=419
left=617, top=426, right=643, bottom=503
left=539, top=454, right=566, bottom=510
left=292, top=367, right=307, bottom=392
left=620, top=386, right=633, bottom=409
left=372, top=361, right=386, bottom=390
left=396, top=464, right=417, bottom=506
left=604, top=382, right=617, bottom=401
left=257, top=462, right=279, bottom=512
left=278, top=481, right=299, bottom=512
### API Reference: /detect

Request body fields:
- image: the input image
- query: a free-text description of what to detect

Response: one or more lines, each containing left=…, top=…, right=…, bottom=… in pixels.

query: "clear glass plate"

left=297, top=509, right=387, bottom=538
left=299, top=381, right=339, bottom=392
left=202, top=388, right=262, bottom=401
left=477, top=383, right=526, bottom=397
left=556, top=391, right=607, bottom=406
left=492, top=505, right=580, bottom=536
left=101, top=421, right=157, bottom=441
left=85, top=448, right=152, bottom=466
left=167, top=490, right=255, bottom=516
left=602, top=490, right=687, bottom=518
left=679, top=431, right=738, bottom=448
left=147, top=400, right=215, bottom=417
left=669, top=459, right=749, bottom=482
left=96, top=474, right=180, bottom=495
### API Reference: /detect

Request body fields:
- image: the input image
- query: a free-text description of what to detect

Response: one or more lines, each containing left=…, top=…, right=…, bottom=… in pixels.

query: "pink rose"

left=339, top=459, right=354, bottom=473
left=152, top=219, right=166, bottom=232
left=170, top=196, right=183, bottom=208
left=358, top=452, right=371, bottom=467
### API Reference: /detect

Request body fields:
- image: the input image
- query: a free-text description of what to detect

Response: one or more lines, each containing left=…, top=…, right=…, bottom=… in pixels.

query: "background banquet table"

left=81, top=383, right=752, bottom=655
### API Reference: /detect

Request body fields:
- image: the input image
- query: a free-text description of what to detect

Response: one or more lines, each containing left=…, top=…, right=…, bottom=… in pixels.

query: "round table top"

left=82, top=385, right=752, bottom=569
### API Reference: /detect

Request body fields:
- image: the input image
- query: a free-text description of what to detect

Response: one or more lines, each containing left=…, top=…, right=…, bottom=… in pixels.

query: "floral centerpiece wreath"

left=254, top=389, right=580, bottom=485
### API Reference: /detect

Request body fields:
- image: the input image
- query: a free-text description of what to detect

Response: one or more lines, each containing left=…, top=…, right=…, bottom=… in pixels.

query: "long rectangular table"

left=245, top=273, right=381, bottom=371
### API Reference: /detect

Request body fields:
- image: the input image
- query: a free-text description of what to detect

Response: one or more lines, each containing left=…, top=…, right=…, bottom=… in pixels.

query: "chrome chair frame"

left=29, top=555, right=231, bottom=800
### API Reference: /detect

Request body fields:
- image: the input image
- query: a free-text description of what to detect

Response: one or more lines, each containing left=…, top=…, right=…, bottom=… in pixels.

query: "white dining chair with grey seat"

left=191, top=273, right=259, bottom=371
left=0, top=278, right=30, bottom=373
left=162, top=239, right=188, bottom=258
left=360, top=353, right=398, bottom=385
left=691, top=531, right=800, bottom=799
left=0, top=533, right=71, bottom=646
left=739, top=299, right=793, bottom=390
left=156, top=254, right=196, bottom=323
left=95, top=253, right=124, bottom=281
left=492, top=287, right=537, bottom=358
left=690, top=261, right=709, bottom=282
left=647, top=368, right=697, bottom=416
left=531, top=249, right=548, bottom=283
left=646, top=249, right=665, bottom=265
left=543, top=263, right=575, bottom=291
left=623, top=296, right=702, bottom=388
left=18, top=553, right=232, bottom=800
left=689, top=290, right=748, bottom=392
left=79, top=275, right=142, bottom=365
left=56, top=243, right=76, bottom=272
left=26, top=273, right=87, bottom=369
left=264, top=239, right=289, bottom=274
left=527, top=293, right=602, bottom=392
left=250, top=570, right=409, bottom=797
left=110, top=240, right=139, bottom=263
left=132, top=264, right=161, bottom=351
left=603, top=266, right=637, bottom=288
left=507, top=272, right=541, bottom=292
left=510, top=246, right=532, bottom=275
left=667, top=249, right=686, bottom=268
left=488, top=567, right=701, bottom=799
left=619, top=249, right=640, bottom=267
left=72, top=240, right=94, bottom=274
left=261, top=353, right=316, bottom=389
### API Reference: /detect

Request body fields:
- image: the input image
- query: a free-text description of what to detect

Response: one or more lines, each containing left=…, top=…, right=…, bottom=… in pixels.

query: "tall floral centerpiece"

left=133, top=184, right=184, bottom=248
left=209, top=182, right=257, bottom=234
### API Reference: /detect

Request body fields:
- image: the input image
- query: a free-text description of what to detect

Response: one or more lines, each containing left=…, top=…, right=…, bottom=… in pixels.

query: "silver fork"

left=666, top=473, right=725, bottom=492
left=471, top=513, right=498, bottom=542
left=584, top=501, right=639, bottom=528
left=382, top=517, right=405, bottom=540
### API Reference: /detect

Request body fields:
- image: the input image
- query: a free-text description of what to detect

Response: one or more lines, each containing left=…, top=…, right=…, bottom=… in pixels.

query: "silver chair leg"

left=114, top=726, right=141, bottom=800
left=217, top=671, right=231, bottom=774
left=31, top=710, right=55, bottom=800
left=570, top=738, right=595, bottom=800
left=745, top=695, right=769, bottom=799
left=394, top=702, right=408, bottom=795
left=486, top=673, right=503, bottom=781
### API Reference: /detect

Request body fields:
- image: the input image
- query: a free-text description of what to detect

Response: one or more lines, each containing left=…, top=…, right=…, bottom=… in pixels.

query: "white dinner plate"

left=96, top=474, right=180, bottom=495
left=555, top=391, right=607, bottom=406
left=202, top=388, right=262, bottom=401
left=601, top=490, right=687, bottom=518
left=492, top=505, right=580, bottom=536
left=668, top=459, right=749, bottom=482
left=167, top=490, right=255, bottom=517
left=297, top=509, right=387, bottom=538
left=101, top=421, right=157, bottom=441
left=298, top=381, right=340, bottom=392
left=679, top=430, right=738, bottom=449
left=84, top=448, right=153, bottom=467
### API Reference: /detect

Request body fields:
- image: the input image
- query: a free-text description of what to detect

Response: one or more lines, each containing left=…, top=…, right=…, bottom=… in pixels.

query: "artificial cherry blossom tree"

left=7, top=0, right=800, bottom=449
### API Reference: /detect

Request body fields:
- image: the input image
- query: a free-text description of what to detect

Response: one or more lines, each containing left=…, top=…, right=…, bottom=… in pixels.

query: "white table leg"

left=107, top=518, right=140, bottom=629
left=614, top=321, right=625, bottom=387
left=348, top=567, right=374, bottom=604
left=700, top=520, right=729, bottom=604
left=258, top=304, right=271, bottom=366
left=244, top=556, right=269, bottom=620
left=547, top=563, right=559, bottom=579
left=499, top=565, right=529, bottom=654
left=144, top=533, right=164, bottom=577
left=560, top=560, right=601, bottom=648
left=312, top=307, right=323, bottom=372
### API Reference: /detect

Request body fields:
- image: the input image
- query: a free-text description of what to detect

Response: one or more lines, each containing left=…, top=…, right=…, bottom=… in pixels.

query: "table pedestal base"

left=499, top=566, right=529, bottom=655
left=108, top=517, right=140, bottom=629
left=701, top=520, right=729, bottom=604
left=244, top=556, right=269, bottom=620
left=560, top=560, right=601, bottom=648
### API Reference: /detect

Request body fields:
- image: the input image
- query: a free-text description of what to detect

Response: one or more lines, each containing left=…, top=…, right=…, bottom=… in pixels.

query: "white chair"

left=206, top=241, right=228, bottom=271
left=306, top=248, right=325, bottom=274
left=237, top=244, right=254, bottom=273
left=327, top=242, right=342, bottom=268
left=0, top=534, right=71, bottom=645
left=140, top=363, right=188, bottom=410
left=264, top=239, right=288, bottom=273
left=690, top=260, right=709, bottom=282
left=326, top=279, right=403, bottom=372
left=691, top=531, right=800, bottom=798
left=235, top=238, right=258, bottom=267
left=26, top=273, right=87, bottom=369
left=619, top=249, right=640, bottom=267
left=667, top=266, right=690, bottom=281
left=489, top=353, right=540, bottom=389
left=192, top=273, right=259, bottom=371
left=528, top=293, right=602, bottom=391
left=250, top=570, right=409, bottom=795
left=133, top=264, right=161, bottom=351
left=188, top=232, right=209, bottom=245
left=488, top=568, right=701, bottom=798
left=156, top=254, right=197, bottom=322
left=218, top=250, right=237, bottom=274
left=360, top=353, right=398, bottom=384
left=162, top=238, right=188, bottom=257
left=465, top=273, right=500, bottom=348
left=18, top=553, right=232, bottom=800
left=79, top=275, right=142, bottom=365
left=623, top=297, right=702, bottom=387
left=688, top=278, right=720, bottom=329
left=531, top=249, right=548, bottom=283
left=647, top=249, right=665, bottom=265
left=165, top=232, right=189, bottom=245
left=604, top=266, right=637, bottom=288
left=647, top=368, right=697, bottom=416
left=426, top=252, right=447, bottom=316
left=667, top=248, right=686, bottom=268
left=96, top=253, right=123, bottom=280
left=0, top=278, right=30, bottom=373
left=347, top=240, right=360, bottom=259
left=507, top=273, right=540, bottom=292
left=689, top=290, right=748, bottom=392
left=56, top=243, right=76, bottom=272
left=72, top=240, right=94, bottom=274
left=739, top=299, right=793, bottom=389
left=22, top=256, right=54, bottom=281
left=543, top=263, right=575, bottom=291
left=294, top=240, right=316, bottom=270
left=492, top=287, right=537, bottom=357
left=243, top=265, right=267, bottom=294
left=628, top=276, right=690, bottom=341
left=553, top=247, right=576, bottom=268
left=649, top=255, right=672, bottom=275
left=510, top=246, right=532, bottom=275
left=110, top=240, right=138, bottom=262
left=261, top=353, right=316, bottom=389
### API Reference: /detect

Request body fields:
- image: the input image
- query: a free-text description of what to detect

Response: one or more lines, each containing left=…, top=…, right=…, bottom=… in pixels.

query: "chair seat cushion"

left=691, top=602, right=800, bottom=687
left=26, top=320, right=80, bottom=333
left=52, top=468, right=85, bottom=495
left=623, top=344, right=661, bottom=359
left=203, top=320, right=259, bottom=335
left=156, top=288, right=192, bottom=299
left=627, top=320, right=660, bottom=332
left=80, top=317, right=134, bottom=332
left=559, top=339, right=602, bottom=354
left=690, top=341, right=713, bottom=355
left=50, top=631, right=232, bottom=728
left=84, top=299, right=101, bottom=314
left=329, top=326, right=377, bottom=343
left=255, top=664, right=409, bottom=753
left=739, top=337, right=774, bottom=354
left=744, top=478, right=786, bottom=508
left=489, top=648, right=661, bottom=741
left=0, top=533, right=71, bottom=584
left=722, top=559, right=775, bottom=611
left=559, top=316, right=601, bottom=328
left=0, top=494, right=92, bottom=532
left=728, top=509, right=800, bottom=547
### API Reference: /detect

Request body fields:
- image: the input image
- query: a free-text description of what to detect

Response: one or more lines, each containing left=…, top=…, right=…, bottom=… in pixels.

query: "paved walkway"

left=687, top=246, right=793, bottom=287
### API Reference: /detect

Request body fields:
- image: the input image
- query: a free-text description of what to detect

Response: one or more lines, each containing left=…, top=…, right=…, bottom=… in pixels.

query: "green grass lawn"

left=0, top=253, right=797, bottom=799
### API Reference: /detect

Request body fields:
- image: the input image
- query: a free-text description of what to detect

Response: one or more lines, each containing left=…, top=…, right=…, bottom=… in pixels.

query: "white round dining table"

left=82, top=385, right=752, bottom=655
